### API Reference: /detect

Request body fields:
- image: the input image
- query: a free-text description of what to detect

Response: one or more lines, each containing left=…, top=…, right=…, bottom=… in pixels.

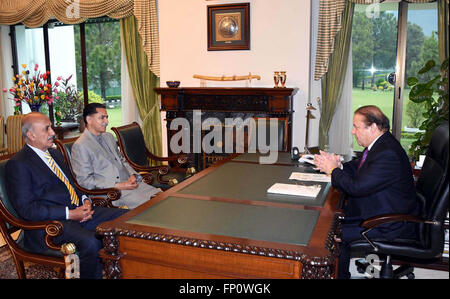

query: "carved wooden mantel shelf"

left=154, top=87, right=297, bottom=170
left=154, top=87, right=296, bottom=114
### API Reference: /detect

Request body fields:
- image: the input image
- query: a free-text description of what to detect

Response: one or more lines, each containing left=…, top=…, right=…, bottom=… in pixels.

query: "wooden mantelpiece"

left=154, top=87, right=297, bottom=170
left=155, top=87, right=296, bottom=113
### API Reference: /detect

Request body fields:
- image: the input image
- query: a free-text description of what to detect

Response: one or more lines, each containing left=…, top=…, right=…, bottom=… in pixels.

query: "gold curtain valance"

left=0, top=0, right=160, bottom=77
left=314, top=0, right=441, bottom=81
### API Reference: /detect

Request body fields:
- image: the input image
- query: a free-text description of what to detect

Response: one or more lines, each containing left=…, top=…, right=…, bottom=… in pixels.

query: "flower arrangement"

left=53, top=74, right=83, bottom=125
left=3, top=64, right=57, bottom=114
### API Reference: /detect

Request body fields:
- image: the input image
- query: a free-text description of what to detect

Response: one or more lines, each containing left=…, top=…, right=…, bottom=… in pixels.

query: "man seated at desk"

left=314, top=105, right=420, bottom=279
left=71, top=103, right=161, bottom=209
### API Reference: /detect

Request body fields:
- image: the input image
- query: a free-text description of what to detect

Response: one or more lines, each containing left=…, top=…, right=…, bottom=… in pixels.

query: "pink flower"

left=54, top=81, right=60, bottom=87
left=55, top=96, right=60, bottom=100
left=2, top=88, right=6, bottom=92
left=57, top=76, right=62, bottom=81
left=15, top=102, right=21, bottom=106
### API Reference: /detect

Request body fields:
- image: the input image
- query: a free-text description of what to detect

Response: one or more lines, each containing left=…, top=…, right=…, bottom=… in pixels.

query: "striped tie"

left=44, top=152, right=79, bottom=206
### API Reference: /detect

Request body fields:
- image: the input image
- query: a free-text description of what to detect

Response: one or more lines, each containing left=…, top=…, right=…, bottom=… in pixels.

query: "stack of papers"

left=267, top=183, right=321, bottom=197
left=289, top=172, right=331, bottom=183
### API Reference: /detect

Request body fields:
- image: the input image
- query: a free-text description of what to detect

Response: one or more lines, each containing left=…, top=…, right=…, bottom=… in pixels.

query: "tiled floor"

left=349, top=258, right=449, bottom=279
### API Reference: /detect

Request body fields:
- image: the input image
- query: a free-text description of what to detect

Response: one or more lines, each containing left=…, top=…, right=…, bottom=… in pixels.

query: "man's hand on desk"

left=314, top=150, right=342, bottom=175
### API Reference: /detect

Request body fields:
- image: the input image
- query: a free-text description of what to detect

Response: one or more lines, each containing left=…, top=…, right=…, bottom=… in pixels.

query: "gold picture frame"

left=207, top=3, right=250, bottom=51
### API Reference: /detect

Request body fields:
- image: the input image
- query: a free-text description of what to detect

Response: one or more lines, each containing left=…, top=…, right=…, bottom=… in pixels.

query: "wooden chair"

left=0, top=155, right=79, bottom=279
left=0, top=116, right=6, bottom=156
left=5, top=115, right=26, bottom=155
left=111, top=122, right=195, bottom=188
left=54, top=137, right=122, bottom=208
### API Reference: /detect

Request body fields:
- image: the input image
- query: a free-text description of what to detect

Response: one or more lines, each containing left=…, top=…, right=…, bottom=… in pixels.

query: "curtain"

left=319, top=2, right=354, bottom=149
left=438, top=0, right=449, bottom=62
left=121, top=15, right=162, bottom=164
left=0, top=0, right=160, bottom=77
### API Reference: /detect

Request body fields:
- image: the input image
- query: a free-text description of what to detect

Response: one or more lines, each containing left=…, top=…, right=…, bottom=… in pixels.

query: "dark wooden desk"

left=97, top=152, right=341, bottom=279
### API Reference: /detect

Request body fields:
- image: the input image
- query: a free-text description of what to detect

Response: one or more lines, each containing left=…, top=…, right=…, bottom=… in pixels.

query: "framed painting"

left=207, top=3, right=250, bottom=51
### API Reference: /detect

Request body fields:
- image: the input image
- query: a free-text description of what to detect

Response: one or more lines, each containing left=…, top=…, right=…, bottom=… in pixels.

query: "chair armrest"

left=73, top=181, right=121, bottom=208
left=145, top=149, right=188, bottom=167
left=0, top=206, right=64, bottom=251
left=138, top=172, right=154, bottom=185
left=361, top=213, right=426, bottom=229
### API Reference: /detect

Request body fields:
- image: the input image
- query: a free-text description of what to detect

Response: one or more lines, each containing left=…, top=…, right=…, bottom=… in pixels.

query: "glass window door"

left=350, top=1, right=438, bottom=155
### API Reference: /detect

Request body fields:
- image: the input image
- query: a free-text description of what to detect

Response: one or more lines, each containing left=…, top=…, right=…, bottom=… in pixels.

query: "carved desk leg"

left=97, top=228, right=123, bottom=279
left=301, top=213, right=341, bottom=279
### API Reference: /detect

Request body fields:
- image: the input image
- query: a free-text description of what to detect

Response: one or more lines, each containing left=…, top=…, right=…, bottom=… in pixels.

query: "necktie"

left=357, top=148, right=369, bottom=173
left=44, top=152, right=79, bottom=206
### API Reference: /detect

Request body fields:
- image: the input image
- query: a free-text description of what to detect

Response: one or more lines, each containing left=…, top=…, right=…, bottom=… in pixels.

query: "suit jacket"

left=5, top=145, right=85, bottom=252
left=71, top=130, right=159, bottom=208
left=331, top=132, right=419, bottom=238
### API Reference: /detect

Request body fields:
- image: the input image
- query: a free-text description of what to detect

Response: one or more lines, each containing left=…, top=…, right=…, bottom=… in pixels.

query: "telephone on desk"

left=299, top=154, right=316, bottom=166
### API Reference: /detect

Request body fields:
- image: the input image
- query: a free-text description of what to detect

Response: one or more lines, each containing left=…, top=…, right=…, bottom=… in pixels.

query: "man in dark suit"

left=5, top=112, right=127, bottom=279
left=314, top=105, right=420, bottom=279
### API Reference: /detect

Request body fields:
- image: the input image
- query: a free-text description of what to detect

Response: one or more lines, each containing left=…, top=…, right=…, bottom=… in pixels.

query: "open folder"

left=267, top=183, right=321, bottom=198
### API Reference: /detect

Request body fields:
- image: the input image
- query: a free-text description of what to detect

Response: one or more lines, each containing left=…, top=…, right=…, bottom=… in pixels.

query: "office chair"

left=0, top=156, right=79, bottom=279
left=350, top=122, right=449, bottom=279
left=111, top=122, right=196, bottom=188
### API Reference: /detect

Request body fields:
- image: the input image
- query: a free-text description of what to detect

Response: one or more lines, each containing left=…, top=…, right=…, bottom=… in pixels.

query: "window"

left=350, top=1, right=438, bottom=153
left=11, top=17, right=122, bottom=133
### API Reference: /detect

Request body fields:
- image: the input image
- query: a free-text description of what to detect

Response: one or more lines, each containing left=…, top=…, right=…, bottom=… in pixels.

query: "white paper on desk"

left=289, top=172, right=331, bottom=183
left=267, top=183, right=321, bottom=197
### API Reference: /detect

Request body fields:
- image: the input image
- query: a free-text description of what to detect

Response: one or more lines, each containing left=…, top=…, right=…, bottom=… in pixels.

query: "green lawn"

left=105, top=106, right=122, bottom=134
left=352, top=88, right=416, bottom=153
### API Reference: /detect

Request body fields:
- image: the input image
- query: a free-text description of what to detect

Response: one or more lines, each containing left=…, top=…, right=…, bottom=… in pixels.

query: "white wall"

left=158, top=0, right=312, bottom=152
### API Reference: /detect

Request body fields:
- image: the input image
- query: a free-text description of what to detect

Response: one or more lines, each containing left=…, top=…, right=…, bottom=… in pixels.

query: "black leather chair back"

left=113, top=123, right=149, bottom=167
left=415, top=122, right=449, bottom=253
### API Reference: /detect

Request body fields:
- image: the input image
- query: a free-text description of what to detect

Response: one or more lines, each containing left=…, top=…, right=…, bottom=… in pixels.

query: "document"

left=267, top=183, right=321, bottom=198
left=289, top=172, right=331, bottom=183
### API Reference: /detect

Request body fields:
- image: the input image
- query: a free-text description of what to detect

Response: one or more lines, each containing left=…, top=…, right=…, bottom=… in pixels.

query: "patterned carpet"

left=0, top=245, right=59, bottom=279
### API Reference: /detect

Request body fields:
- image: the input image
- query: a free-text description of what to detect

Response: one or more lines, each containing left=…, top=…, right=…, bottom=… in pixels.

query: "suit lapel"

left=23, top=145, right=60, bottom=182
left=84, top=130, right=116, bottom=161
left=359, top=132, right=388, bottom=172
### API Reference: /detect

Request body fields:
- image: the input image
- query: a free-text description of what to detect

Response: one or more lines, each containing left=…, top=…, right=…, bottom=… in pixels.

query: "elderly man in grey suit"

left=71, top=103, right=161, bottom=209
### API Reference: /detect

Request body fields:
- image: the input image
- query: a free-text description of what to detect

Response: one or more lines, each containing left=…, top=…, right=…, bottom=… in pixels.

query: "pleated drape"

left=120, top=15, right=162, bottom=164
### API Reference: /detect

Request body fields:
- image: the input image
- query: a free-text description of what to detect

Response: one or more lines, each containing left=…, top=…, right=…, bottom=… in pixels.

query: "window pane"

left=48, top=24, right=82, bottom=123
left=352, top=3, right=398, bottom=151
left=84, top=20, right=122, bottom=134
left=14, top=26, right=47, bottom=115
left=401, top=3, right=438, bottom=155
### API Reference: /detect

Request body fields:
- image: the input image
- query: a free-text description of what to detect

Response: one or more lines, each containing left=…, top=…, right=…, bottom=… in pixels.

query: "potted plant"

left=407, top=58, right=449, bottom=161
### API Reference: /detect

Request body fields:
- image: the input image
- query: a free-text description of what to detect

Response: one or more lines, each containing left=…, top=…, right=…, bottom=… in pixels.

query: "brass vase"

left=273, top=72, right=280, bottom=88
left=280, top=71, right=286, bottom=88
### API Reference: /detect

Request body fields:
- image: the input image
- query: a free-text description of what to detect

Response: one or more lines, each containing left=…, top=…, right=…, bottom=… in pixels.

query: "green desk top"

left=178, top=162, right=330, bottom=207
left=127, top=196, right=319, bottom=246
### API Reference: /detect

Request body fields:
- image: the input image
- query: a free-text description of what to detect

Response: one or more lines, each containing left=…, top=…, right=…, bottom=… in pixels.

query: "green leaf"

left=418, top=60, right=436, bottom=74
left=409, top=84, right=434, bottom=103
left=407, top=77, right=419, bottom=86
